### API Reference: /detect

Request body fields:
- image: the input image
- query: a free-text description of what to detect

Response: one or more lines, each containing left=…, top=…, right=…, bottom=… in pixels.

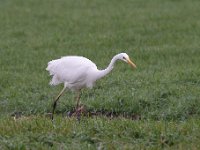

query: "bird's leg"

left=51, top=86, right=66, bottom=121
left=75, top=90, right=81, bottom=110
left=74, top=90, right=82, bottom=121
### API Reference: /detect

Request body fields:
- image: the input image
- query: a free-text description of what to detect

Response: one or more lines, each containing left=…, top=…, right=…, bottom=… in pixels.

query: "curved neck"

left=95, top=55, right=118, bottom=80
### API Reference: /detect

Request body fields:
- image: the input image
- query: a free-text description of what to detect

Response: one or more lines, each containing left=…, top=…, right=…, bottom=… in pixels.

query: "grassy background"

left=0, top=0, right=200, bottom=149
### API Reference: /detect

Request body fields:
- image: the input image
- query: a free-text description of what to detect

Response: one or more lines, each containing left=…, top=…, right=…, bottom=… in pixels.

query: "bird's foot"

left=71, top=105, right=86, bottom=121
left=72, top=104, right=86, bottom=115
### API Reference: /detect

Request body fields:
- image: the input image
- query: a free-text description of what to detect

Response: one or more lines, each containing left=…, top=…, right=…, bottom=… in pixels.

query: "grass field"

left=0, top=0, right=200, bottom=149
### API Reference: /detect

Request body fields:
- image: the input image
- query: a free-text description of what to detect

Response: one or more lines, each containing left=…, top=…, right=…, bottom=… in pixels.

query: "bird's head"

left=118, top=53, right=137, bottom=69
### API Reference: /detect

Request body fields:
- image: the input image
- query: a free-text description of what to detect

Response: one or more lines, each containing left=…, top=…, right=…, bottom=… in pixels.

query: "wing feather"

left=46, top=56, right=97, bottom=86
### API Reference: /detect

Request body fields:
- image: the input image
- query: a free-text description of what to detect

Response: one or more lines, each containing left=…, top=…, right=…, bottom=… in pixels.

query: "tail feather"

left=46, top=60, right=62, bottom=86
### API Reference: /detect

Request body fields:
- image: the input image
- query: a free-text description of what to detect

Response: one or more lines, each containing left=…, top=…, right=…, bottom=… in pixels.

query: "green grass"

left=1, top=116, right=200, bottom=149
left=0, top=0, right=200, bottom=149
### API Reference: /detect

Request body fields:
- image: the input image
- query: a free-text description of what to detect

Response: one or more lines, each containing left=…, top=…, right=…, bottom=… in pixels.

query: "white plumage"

left=46, top=53, right=136, bottom=120
left=46, top=56, right=97, bottom=89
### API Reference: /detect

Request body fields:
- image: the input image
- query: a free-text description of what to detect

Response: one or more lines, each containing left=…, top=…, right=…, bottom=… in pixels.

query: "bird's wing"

left=46, top=56, right=97, bottom=84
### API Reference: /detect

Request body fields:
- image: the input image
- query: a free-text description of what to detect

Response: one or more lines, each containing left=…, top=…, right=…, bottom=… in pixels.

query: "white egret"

left=46, top=53, right=136, bottom=120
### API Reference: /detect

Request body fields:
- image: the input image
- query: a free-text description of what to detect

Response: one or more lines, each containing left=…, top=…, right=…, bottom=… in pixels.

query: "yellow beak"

left=127, top=58, right=136, bottom=69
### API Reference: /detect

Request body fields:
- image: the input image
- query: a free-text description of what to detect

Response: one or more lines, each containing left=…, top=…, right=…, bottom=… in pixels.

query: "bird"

left=46, top=52, right=136, bottom=120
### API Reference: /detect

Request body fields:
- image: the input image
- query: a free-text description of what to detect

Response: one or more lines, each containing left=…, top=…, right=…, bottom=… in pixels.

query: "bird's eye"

left=123, top=56, right=126, bottom=60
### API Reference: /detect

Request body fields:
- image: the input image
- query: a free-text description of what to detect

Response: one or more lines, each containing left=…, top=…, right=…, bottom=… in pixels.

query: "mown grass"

left=0, top=0, right=200, bottom=149
left=0, top=116, right=200, bottom=149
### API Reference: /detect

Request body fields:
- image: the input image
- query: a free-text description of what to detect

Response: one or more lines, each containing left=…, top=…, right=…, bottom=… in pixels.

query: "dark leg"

left=75, top=90, right=81, bottom=110
left=71, top=90, right=81, bottom=115
left=51, top=86, right=66, bottom=121
left=75, top=90, right=83, bottom=121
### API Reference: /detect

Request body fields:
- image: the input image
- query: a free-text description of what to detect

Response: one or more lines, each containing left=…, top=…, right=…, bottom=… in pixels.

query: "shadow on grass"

left=11, top=105, right=141, bottom=121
